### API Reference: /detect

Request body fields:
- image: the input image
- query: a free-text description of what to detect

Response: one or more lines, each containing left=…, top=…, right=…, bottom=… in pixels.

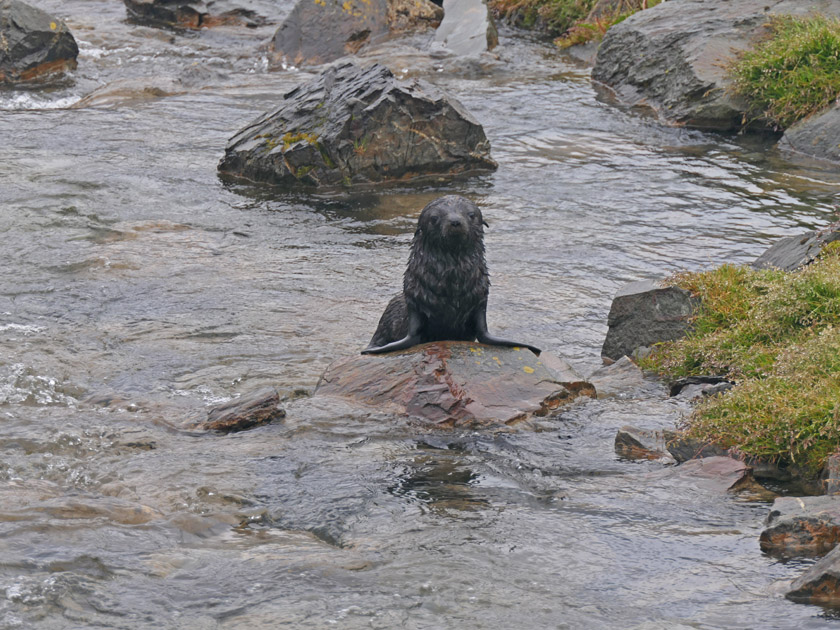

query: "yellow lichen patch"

left=280, top=131, right=319, bottom=151
left=50, top=22, right=57, bottom=30
left=314, top=0, right=326, bottom=6
left=523, top=366, right=535, bottom=374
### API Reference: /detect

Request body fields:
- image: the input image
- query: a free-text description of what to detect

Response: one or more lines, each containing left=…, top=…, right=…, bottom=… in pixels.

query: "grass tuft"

left=640, top=242, right=840, bottom=474
left=732, top=14, right=840, bottom=129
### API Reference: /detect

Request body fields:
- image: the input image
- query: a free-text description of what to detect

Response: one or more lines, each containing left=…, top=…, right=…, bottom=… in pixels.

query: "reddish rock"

left=761, top=496, right=840, bottom=557
left=314, top=342, right=595, bottom=428
left=667, top=456, right=758, bottom=494
left=197, top=388, right=285, bottom=433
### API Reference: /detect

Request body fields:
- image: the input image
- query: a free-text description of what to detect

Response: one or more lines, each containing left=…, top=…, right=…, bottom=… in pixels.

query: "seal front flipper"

left=472, top=304, right=542, bottom=356
left=362, top=310, right=424, bottom=355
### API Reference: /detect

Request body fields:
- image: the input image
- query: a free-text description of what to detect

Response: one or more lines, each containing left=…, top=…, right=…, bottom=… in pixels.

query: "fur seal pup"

left=362, top=195, right=541, bottom=355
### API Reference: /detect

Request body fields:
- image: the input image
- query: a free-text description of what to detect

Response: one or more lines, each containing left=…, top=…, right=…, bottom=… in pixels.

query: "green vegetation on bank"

left=640, top=244, right=840, bottom=475
left=490, top=0, right=598, bottom=37
left=733, top=15, right=840, bottom=129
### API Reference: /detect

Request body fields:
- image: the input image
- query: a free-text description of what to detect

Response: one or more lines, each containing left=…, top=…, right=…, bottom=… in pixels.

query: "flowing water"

left=2, top=1, right=840, bottom=628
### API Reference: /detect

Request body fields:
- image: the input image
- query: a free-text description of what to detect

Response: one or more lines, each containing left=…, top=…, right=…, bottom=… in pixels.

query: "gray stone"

left=0, top=0, right=78, bottom=84
left=588, top=356, right=655, bottom=398
left=601, top=279, right=699, bottom=362
left=780, top=103, right=840, bottom=163
left=663, top=456, right=758, bottom=494
left=761, top=496, right=840, bottom=557
left=123, top=0, right=276, bottom=29
left=591, top=0, right=840, bottom=131
left=787, top=543, right=840, bottom=605
left=431, top=0, right=497, bottom=57
left=825, top=453, right=840, bottom=495
left=271, top=0, right=442, bottom=67
left=314, top=341, right=595, bottom=428
left=218, top=62, right=497, bottom=189
left=752, top=224, right=840, bottom=271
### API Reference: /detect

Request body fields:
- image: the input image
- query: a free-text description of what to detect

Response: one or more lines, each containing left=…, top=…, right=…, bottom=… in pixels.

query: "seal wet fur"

left=362, top=195, right=541, bottom=355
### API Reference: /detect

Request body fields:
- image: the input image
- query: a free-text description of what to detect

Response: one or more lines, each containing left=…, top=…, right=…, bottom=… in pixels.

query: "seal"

left=362, top=195, right=541, bottom=355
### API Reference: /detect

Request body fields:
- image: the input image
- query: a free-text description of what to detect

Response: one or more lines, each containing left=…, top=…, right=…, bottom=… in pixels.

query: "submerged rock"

left=660, top=456, right=759, bottom=494
left=431, top=0, right=497, bottom=57
left=218, top=62, right=497, bottom=189
left=271, top=0, right=442, bottom=67
left=122, top=0, right=272, bottom=29
left=314, top=342, right=595, bottom=428
left=0, top=0, right=78, bottom=84
left=761, top=496, right=840, bottom=557
left=601, top=279, right=699, bottom=363
left=195, top=388, right=285, bottom=433
left=752, top=223, right=840, bottom=272
left=588, top=355, right=658, bottom=398
left=592, top=0, right=840, bottom=130
left=614, top=425, right=675, bottom=462
left=788, top=543, right=840, bottom=605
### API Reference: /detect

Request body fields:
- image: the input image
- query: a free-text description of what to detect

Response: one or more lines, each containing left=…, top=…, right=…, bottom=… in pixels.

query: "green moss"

left=732, top=14, right=840, bottom=129
left=555, top=0, right=664, bottom=47
left=640, top=243, right=840, bottom=474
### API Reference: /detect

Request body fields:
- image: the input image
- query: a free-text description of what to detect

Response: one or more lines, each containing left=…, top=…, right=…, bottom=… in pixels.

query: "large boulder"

left=752, top=223, right=840, bottom=271
left=592, top=0, right=840, bottom=131
left=314, top=341, right=595, bottom=428
left=218, top=62, right=497, bottom=188
left=601, top=279, right=699, bottom=363
left=780, top=104, right=840, bottom=163
left=0, top=0, right=78, bottom=84
left=271, top=0, right=442, bottom=67
left=431, top=0, right=497, bottom=57
left=122, top=0, right=276, bottom=29
left=761, top=496, right=840, bottom=557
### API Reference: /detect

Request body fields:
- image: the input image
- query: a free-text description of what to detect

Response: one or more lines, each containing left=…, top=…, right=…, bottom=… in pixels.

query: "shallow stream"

left=2, top=2, right=840, bottom=628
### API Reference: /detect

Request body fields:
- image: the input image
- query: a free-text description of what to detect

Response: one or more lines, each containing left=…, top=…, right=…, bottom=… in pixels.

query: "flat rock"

left=123, top=0, right=276, bottom=29
left=591, top=0, right=840, bottom=131
left=0, top=0, right=78, bottom=84
left=601, top=279, right=699, bottom=363
left=218, top=61, right=497, bottom=189
left=431, top=0, right=497, bottom=57
left=588, top=355, right=658, bottom=398
left=788, top=543, right=840, bottom=605
left=196, top=388, right=285, bottom=433
left=761, top=496, right=840, bottom=557
left=314, top=341, right=595, bottom=428
left=665, top=456, right=757, bottom=494
left=752, top=223, right=840, bottom=271
left=271, top=0, right=442, bottom=67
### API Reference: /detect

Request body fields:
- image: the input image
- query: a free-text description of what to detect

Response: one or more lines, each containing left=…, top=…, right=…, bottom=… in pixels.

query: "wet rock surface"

left=780, top=104, right=840, bottom=164
left=591, top=0, right=840, bottom=131
left=752, top=223, right=840, bottom=271
left=601, top=279, right=699, bottom=363
left=271, top=0, right=442, bottom=67
left=314, top=341, right=595, bottom=428
left=122, top=0, right=274, bottom=29
left=218, top=62, right=497, bottom=189
left=761, top=496, right=840, bottom=557
left=654, top=456, right=758, bottom=494
left=614, top=425, right=675, bottom=462
left=196, top=388, right=286, bottom=433
left=431, top=0, right=497, bottom=57
left=588, top=356, right=660, bottom=398
left=788, top=543, right=840, bottom=605
left=0, top=0, right=78, bottom=84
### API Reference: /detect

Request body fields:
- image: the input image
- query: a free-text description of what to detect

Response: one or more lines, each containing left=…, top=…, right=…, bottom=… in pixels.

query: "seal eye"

left=468, top=212, right=476, bottom=220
